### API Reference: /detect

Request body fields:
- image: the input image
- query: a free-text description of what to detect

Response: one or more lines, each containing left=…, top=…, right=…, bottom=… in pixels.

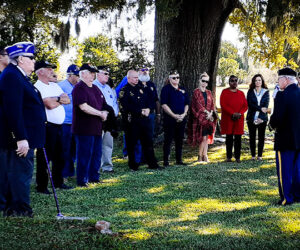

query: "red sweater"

left=220, top=88, right=248, bottom=135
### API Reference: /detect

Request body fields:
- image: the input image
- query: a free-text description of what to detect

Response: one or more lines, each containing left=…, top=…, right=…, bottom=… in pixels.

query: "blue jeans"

left=61, top=124, right=76, bottom=178
left=122, top=133, right=142, bottom=163
left=75, top=135, right=102, bottom=186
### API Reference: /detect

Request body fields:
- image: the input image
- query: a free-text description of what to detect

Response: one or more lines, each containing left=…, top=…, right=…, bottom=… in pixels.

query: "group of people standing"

left=0, top=40, right=300, bottom=218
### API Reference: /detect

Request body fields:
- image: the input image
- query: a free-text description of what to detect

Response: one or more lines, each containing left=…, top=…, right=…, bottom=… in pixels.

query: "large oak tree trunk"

left=154, top=0, right=238, bottom=99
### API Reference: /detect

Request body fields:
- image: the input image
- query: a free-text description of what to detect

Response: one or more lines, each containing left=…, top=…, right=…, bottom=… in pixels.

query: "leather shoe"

left=36, top=188, right=51, bottom=195
left=163, top=161, right=169, bottom=167
left=236, top=159, right=241, bottom=163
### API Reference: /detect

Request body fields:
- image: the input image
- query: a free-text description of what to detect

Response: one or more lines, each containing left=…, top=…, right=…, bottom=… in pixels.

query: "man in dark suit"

left=269, top=67, right=300, bottom=206
left=0, top=42, right=46, bottom=217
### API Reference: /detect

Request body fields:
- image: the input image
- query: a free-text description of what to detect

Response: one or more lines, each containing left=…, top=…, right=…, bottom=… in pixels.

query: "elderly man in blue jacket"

left=0, top=42, right=46, bottom=217
left=269, top=67, right=300, bottom=206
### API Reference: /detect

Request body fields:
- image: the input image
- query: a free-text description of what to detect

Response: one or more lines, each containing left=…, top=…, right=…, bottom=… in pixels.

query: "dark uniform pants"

left=125, top=117, right=158, bottom=170
left=1, top=148, right=34, bottom=217
left=36, top=122, right=64, bottom=190
left=276, top=150, right=300, bottom=205
left=163, top=120, right=186, bottom=163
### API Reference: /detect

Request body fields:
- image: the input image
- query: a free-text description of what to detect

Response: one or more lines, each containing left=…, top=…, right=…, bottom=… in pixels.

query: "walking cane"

left=42, top=148, right=88, bottom=221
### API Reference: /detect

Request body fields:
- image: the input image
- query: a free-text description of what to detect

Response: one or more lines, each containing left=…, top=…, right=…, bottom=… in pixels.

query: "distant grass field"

left=0, top=136, right=299, bottom=249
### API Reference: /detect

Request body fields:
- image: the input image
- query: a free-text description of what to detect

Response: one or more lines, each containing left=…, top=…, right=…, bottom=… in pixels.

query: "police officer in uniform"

left=119, top=70, right=162, bottom=171
left=269, top=67, right=300, bottom=206
left=160, top=70, right=189, bottom=166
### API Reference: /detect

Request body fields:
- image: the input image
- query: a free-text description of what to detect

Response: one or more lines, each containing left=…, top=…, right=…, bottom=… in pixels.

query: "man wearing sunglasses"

left=269, top=67, right=300, bottom=206
left=93, top=65, right=119, bottom=173
left=0, top=42, right=46, bottom=217
left=138, top=66, right=160, bottom=139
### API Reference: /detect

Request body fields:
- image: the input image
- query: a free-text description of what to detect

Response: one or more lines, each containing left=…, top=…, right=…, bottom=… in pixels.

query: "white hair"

left=286, top=75, right=297, bottom=83
left=79, top=70, right=89, bottom=80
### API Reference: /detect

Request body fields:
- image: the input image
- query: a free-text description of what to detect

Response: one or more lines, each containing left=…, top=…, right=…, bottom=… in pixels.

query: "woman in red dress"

left=188, top=72, right=217, bottom=162
left=220, top=75, right=248, bottom=163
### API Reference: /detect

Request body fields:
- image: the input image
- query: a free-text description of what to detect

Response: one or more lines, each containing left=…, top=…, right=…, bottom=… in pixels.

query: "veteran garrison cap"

left=5, top=41, right=35, bottom=58
left=278, top=67, right=297, bottom=77
left=35, top=60, right=57, bottom=72
left=80, top=63, right=98, bottom=73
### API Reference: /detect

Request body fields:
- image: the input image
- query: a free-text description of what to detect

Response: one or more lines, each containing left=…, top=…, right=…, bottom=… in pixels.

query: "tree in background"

left=217, top=41, right=247, bottom=86
left=229, top=1, right=300, bottom=71
left=1, top=0, right=299, bottom=95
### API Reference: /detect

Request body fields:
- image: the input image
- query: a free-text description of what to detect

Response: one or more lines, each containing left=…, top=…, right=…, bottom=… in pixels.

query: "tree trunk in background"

left=154, top=0, right=238, bottom=99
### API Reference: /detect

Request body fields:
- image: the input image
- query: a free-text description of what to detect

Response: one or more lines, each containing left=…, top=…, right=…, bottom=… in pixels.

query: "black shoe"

left=36, top=188, right=51, bottom=195
left=130, top=168, right=138, bottom=172
left=163, top=161, right=169, bottom=167
left=176, top=161, right=187, bottom=166
left=276, top=200, right=293, bottom=206
left=236, top=159, right=241, bottom=163
left=55, top=184, right=73, bottom=190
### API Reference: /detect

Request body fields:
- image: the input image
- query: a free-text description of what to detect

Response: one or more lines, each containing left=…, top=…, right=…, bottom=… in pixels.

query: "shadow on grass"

left=1, top=141, right=299, bottom=249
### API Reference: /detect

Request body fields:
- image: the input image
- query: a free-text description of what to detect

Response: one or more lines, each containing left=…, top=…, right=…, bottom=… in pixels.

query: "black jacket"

left=246, top=88, right=270, bottom=122
left=269, top=84, right=300, bottom=151
left=0, top=64, right=46, bottom=149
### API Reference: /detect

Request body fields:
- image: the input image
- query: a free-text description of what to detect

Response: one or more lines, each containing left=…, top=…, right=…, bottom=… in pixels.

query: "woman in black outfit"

left=246, top=74, right=269, bottom=160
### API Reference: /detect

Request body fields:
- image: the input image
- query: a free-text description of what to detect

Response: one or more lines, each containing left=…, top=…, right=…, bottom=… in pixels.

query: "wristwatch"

left=57, top=96, right=61, bottom=102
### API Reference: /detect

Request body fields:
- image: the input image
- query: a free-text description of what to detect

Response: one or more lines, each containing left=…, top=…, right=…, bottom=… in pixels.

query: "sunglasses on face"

left=171, top=77, right=180, bottom=80
left=201, top=80, right=209, bottom=83
left=140, top=68, right=149, bottom=72
left=230, top=79, right=238, bottom=82
left=0, top=53, right=8, bottom=56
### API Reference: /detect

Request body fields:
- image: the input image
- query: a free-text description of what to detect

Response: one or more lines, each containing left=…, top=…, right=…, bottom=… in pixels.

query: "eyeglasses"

left=278, top=76, right=286, bottom=80
left=0, top=53, right=8, bottom=56
left=99, top=71, right=109, bottom=75
left=201, top=80, right=209, bottom=83
left=140, top=68, right=149, bottom=72
left=171, top=77, right=180, bottom=80
left=230, top=79, right=238, bottom=82
left=23, top=56, right=35, bottom=60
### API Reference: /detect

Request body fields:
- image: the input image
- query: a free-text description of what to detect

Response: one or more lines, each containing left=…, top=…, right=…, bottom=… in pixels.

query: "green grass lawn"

left=1, top=138, right=299, bottom=249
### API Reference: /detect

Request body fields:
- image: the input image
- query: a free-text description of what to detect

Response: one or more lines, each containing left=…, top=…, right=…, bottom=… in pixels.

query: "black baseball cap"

left=80, top=63, right=99, bottom=73
left=97, top=65, right=110, bottom=72
left=35, top=60, right=57, bottom=72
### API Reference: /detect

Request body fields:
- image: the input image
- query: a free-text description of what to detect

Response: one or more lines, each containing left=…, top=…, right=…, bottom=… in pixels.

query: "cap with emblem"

left=67, top=64, right=79, bottom=76
left=97, top=65, right=110, bottom=72
left=278, top=67, right=297, bottom=77
left=5, top=41, right=35, bottom=59
left=80, top=63, right=99, bottom=73
left=169, top=69, right=179, bottom=76
left=35, top=60, right=57, bottom=72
